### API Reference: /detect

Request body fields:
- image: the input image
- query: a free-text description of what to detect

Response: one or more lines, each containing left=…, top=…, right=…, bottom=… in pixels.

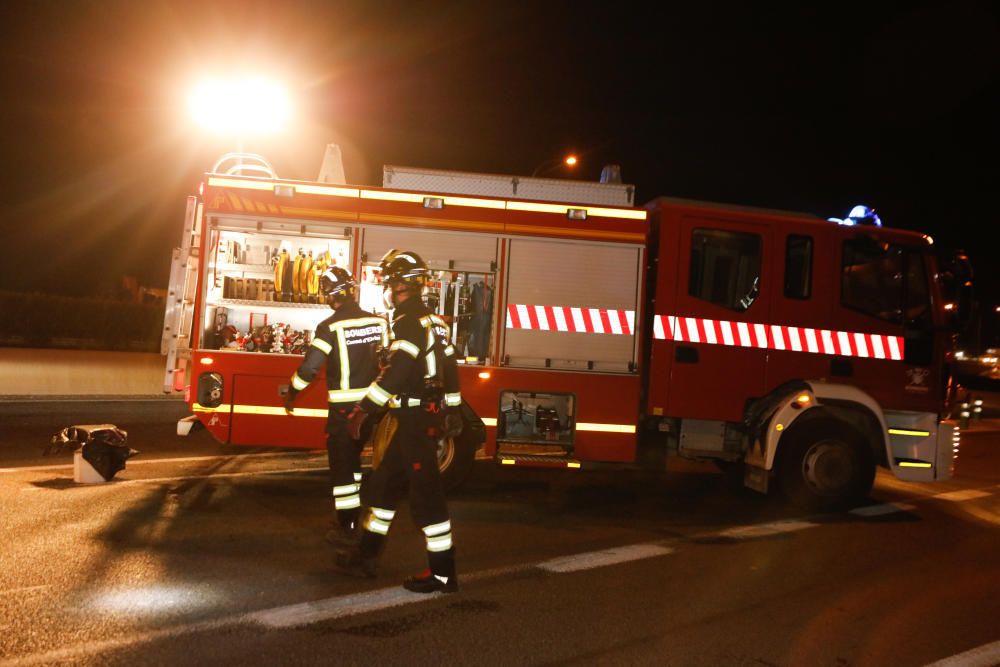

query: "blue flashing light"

left=829, top=204, right=882, bottom=227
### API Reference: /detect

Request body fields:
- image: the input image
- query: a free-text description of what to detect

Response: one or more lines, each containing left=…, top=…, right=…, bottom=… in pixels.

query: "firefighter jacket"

left=360, top=296, right=462, bottom=412
left=288, top=301, right=389, bottom=404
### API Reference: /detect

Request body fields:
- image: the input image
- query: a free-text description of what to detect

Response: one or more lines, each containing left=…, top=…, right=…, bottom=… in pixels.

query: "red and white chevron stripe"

left=507, top=304, right=635, bottom=335
left=652, top=314, right=904, bottom=360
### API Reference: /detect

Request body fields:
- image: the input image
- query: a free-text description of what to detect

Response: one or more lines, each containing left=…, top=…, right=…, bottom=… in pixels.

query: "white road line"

left=0, top=451, right=320, bottom=474
left=715, top=520, right=817, bottom=539
left=252, top=586, right=435, bottom=628
left=924, top=638, right=1000, bottom=667
left=538, top=544, right=674, bottom=574
left=935, top=489, right=992, bottom=502
left=850, top=502, right=916, bottom=517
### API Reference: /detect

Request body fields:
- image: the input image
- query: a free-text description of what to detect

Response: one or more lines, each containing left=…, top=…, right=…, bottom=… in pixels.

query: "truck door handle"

left=831, top=359, right=853, bottom=377
left=676, top=346, right=699, bottom=364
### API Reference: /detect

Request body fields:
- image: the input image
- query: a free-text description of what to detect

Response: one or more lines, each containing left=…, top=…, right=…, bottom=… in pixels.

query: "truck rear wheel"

left=778, top=418, right=875, bottom=511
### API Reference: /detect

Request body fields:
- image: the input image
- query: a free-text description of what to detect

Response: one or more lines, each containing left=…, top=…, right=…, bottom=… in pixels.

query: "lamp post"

left=531, top=154, right=578, bottom=177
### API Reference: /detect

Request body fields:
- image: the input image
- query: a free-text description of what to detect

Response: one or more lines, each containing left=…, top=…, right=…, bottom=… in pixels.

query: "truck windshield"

left=841, top=239, right=930, bottom=327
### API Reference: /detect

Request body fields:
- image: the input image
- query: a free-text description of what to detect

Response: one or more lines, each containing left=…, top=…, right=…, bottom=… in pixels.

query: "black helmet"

left=319, top=266, right=355, bottom=299
left=379, top=249, right=430, bottom=287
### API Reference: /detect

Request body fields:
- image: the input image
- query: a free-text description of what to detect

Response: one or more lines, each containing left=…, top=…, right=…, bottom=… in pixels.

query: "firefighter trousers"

left=326, top=406, right=366, bottom=528
left=360, top=407, right=450, bottom=532
left=354, top=408, right=456, bottom=580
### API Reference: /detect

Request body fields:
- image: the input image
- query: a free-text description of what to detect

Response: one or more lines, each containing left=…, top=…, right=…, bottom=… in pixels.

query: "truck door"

left=667, top=217, right=771, bottom=422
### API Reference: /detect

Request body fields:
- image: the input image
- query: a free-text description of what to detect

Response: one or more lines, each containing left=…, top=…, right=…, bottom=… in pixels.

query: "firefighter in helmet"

left=339, top=249, right=463, bottom=593
left=285, top=266, right=388, bottom=545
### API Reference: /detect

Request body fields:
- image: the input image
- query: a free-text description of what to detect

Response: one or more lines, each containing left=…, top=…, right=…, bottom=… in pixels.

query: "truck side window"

left=689, top=229, right=762, bottom=312
left=841, top=239, right=903, bottom=322
left=784, top=235, right=812, bottom=299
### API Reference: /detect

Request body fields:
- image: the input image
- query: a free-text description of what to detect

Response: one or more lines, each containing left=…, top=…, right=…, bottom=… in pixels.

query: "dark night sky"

left=0, top=1, right=997, bottom=302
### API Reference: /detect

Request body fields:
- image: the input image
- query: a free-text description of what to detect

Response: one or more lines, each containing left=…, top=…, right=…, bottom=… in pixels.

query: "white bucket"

left=73, top=450, right=106, bottom=484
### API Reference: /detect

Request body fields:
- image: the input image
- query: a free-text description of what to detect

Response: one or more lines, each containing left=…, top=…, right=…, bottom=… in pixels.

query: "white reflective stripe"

left=335, top=495, right=361, bottom=510
left=754, top=324, right=768, bottom=348
left=333, top=483, right=359, bottom=496
left=870, top=335, right=886, bottom=359
left=589, top=309, right=605, bottom=334
left=366, top=384, right=392, bottom=406
left=422, top=520, right=452, bottom=537
left=336, top=329, right=351, bottom=390
left=686, top=318, right=700, bottom=343
left=328, top=388, right=368, bottom=402
left=387, top=397, right=422, bottom=408
left=291, top=374, right=309, bottom=391
left=653, top=315, right=665, bottom=340
left=426, top=350, right=437, bottom=378
left=854, top=332, right=869, bottom=358
left=353, top=472, right=363, bottom=482
left=311, top=338, right=332, bottom=355
left=445, top=392, right=462, bottom=407
left=771, top=326, right=785, bottom=350
left=426, top=534, right=453, bottom=552
left=571, top=308, right=586, bottom=332
left=887, top=336, right=902, bottom=360
left=444, top=345, right=455, bottom=357
left=372, top=507, right=396, bottom=521
left=553, top=307, right=569, bottom=332
left=703, top=320, right=717, bottom=344
left=430, top=315, right=447, bottom=328
left=366, top=518, right=391, bottom=535
left=821, top=329, right=835, bottom=354
left=390, top=340, right=420, bottom=358
left=721, top=321, right=735, bottom=346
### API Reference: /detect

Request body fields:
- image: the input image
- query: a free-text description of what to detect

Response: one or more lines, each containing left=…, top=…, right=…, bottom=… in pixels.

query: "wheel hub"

left=801, top=440, right=856, bottom=495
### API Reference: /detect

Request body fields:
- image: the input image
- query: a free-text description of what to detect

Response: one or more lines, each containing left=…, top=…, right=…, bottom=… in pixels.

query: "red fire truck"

left=163, top=150, right=968, bottom=508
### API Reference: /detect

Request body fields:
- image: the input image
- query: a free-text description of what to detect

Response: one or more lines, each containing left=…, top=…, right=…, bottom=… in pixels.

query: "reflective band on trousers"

left=365, top=507, right=396, bottom=535
left=423, top=520, right=451, bottom=537
left=445, top=392, right=462, bottom=407
left=335, top=494, right=361, bottom=510
left=333, top=483, right=359, bottom=497
left=423, top=521, right=453, bottom=552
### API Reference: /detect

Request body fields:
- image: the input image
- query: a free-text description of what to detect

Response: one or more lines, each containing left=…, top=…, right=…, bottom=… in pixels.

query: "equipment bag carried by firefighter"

left=370, top=412, right=398, bottom=470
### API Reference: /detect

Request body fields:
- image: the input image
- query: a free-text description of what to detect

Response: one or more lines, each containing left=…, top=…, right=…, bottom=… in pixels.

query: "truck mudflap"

left=884, top=411, right=957, bottom=482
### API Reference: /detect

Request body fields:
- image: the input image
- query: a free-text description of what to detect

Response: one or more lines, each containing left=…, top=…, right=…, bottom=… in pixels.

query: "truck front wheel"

left=778, top=418, right=875, bottom=511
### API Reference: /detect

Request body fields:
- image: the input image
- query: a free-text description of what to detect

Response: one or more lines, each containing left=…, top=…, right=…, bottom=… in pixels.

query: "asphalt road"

left=0, top=399, right=998, bottom=666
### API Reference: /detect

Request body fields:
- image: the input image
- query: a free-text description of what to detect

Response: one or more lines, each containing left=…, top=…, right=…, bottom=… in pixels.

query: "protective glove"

left=346, top=404, right=369, bottom=441
left=284, top=393, right=297, bottom=415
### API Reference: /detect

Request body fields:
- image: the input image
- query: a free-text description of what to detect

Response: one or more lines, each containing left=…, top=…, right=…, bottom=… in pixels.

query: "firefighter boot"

left=325, top=508, right=360, bottom=547
left=403, top=548, right=458, bottom=594
left=334, top=530, right=381, bottom=579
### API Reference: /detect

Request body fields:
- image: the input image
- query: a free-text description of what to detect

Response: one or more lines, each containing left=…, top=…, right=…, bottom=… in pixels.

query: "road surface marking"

left=935, top=489, right=992, bottom=502
left=0, top=451, right=321, bottom=474
left=252, top=586, right=437, bottom=628
left=537, top=544, right=674, bottom=573
left=715, top=520, right=817, bottom=539
left=924, top=638, right=1000, bottom=667
left=849, top=502, right=916, bottom=517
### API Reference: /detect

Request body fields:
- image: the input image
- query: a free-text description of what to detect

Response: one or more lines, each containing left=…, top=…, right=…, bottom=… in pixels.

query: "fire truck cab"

left=163, top=151, right=962, bottom=509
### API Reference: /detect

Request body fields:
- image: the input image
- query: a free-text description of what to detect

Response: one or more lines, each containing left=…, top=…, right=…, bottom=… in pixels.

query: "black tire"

left=437, top=432, right=476, bottom=492
left=777, top=417, right=875, bottom=512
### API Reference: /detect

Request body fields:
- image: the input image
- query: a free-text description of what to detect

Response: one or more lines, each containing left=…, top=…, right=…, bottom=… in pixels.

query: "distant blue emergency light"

left=828, top=205, right=882, bottom=227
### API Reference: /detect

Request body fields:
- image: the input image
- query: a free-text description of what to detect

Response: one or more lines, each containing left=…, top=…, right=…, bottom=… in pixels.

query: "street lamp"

left=532, top=154, right=579, bottom=177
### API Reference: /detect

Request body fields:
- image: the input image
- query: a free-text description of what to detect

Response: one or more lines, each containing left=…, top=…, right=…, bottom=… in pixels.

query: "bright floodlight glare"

left=188, top=77, right=290, bottom=135
left=565, top=155, right=578, bottom=167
